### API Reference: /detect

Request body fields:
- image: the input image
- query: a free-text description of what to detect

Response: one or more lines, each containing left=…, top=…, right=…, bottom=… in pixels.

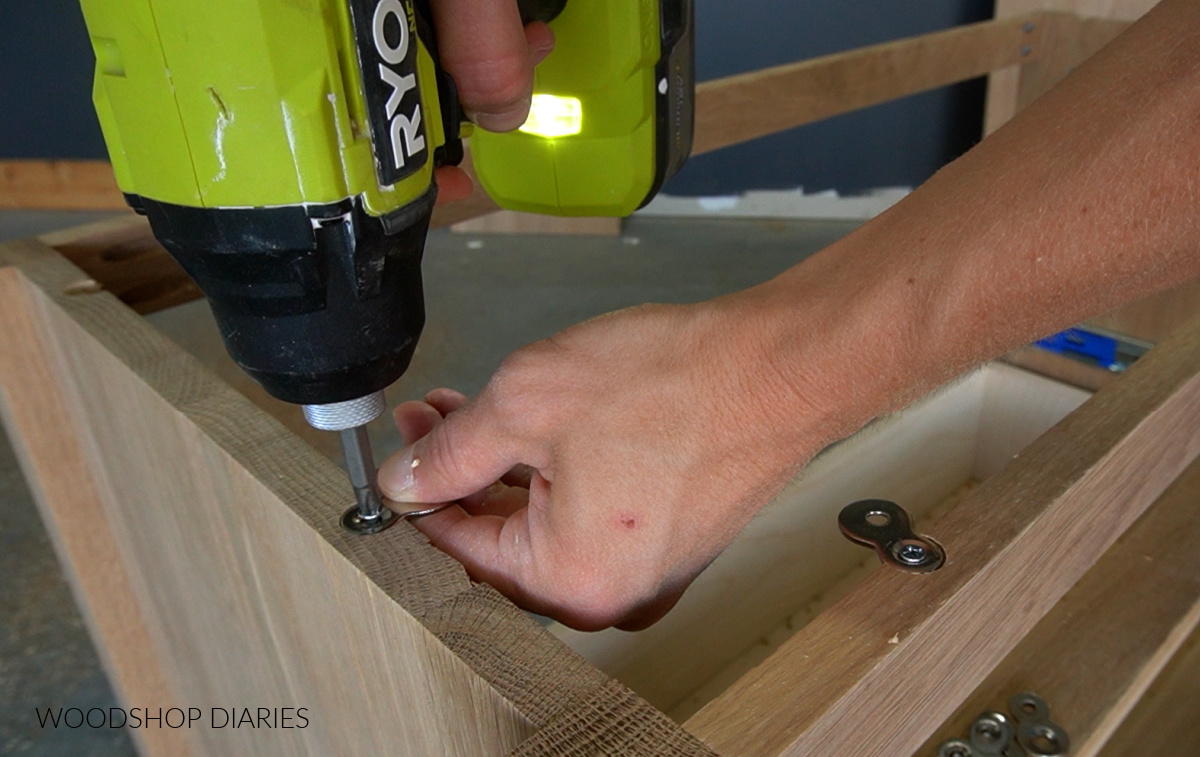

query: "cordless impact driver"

left=78, top=0, right=694, bottom=533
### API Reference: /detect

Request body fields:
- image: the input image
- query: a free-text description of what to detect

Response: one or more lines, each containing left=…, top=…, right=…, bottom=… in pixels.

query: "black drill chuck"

left=133, top=189, right=435, bottom=407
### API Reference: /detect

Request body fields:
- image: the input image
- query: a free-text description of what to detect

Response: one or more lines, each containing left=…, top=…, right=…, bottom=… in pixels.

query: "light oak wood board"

left=0, top=244, right=186, bottom=757
left=8, top=12, right=1049, bottom=221
left=0, top=160, right=128, bottom=210
left=916, top=451, right=1200, bottom=755
left=0, top=241, right=530, bottom=755
left=0, top=238, right=716, bottom=756
left=983, top=0, right=1153, bottom=134
left=1096, top=624, right=1200, bottom=756
left=683, top=306, right=1200, bottom=756
left=552, top=365, right=1089, bottom=721
left=691, top=13, right=1048, bottom=156
left=23, top=12, right=1055, bottom=312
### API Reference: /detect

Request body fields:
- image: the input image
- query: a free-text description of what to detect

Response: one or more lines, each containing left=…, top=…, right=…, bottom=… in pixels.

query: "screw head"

left=341, top=504, right=398, bottom=535
left=938, top=739, right=974, bottom=757
left=897, top=542, right=929, bottom=564
left=974, top=721, right=1002, bottom=742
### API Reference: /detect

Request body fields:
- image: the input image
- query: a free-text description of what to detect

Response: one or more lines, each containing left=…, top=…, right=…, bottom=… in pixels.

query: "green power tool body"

left=78, top=0, right=694, bottom=531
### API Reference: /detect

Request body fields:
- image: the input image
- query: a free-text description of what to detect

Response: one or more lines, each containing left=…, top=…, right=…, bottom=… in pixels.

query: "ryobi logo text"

left=350, top=0, right=429, bottom=186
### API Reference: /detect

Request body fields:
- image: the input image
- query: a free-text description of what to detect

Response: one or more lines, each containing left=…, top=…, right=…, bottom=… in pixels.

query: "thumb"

left=430, top=0, right=542, bottom=131
left=377, top=400, right=521, bottom=503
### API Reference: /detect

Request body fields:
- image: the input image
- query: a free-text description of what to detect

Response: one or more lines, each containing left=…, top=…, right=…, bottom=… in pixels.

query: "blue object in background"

left=1036, top=328, right=1121, bottom=370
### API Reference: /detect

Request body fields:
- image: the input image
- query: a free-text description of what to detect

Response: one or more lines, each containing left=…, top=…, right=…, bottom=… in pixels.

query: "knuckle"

left=493, top=345, right=539, bottom=381
left=487, top=345, right=565, bottom=437
left=479, top=372, right=525, bottom=432
left=488, top=347, right=543, bottom=402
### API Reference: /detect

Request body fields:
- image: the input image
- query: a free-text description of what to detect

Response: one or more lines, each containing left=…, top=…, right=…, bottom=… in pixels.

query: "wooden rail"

left=2, top=13, right=1059, bottom=213
left=7, top=5, right=1193, bottom=752
left=7, top=11, right=1086, bottom=316
left=4, top=226, right=1199, bottom=754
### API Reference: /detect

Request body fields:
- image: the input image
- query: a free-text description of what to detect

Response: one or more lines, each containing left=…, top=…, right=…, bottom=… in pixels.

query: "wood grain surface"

left=553, top=366, right=1088, bottom=722
left=0, top=248, right=186, bottom=757
left=916, top=452, right=1200, bottom=755
left=984, top=0, right=1153, bottom=133
left=684, top=307, right=1200, bottom=756
left=0, top=160, right=128, bottom=210
left=9, top=13, right=1050, bottom=218
left=692, top=13, right=1047, bottom=156
left=21, top=12, right=1060, bottom=315
left=0, top=238, right=715, bottom=756
left=37, top=215, right=200, bottom=314
left=1096, top=624, right=1200, bottom=757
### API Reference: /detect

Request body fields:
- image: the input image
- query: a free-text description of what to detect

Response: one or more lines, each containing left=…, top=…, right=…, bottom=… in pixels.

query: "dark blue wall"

left=664, top=0, right=995, bottom=195
left=0, top=0, right=106, bottom=160
left=0, top=0, right=993, bottom=195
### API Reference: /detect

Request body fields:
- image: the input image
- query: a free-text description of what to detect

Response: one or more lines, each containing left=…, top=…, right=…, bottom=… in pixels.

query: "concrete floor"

left=0, top=209, right=859, bottom=754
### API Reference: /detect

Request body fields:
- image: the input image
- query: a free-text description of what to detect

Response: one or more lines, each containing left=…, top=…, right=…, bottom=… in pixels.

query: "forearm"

left=757, top=0, right=1200, bottom=442
left=378, top=0, right=1200, bottom=630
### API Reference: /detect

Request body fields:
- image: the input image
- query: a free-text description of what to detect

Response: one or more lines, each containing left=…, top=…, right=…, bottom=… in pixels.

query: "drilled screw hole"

left=866, top=511, right=891, bottom=527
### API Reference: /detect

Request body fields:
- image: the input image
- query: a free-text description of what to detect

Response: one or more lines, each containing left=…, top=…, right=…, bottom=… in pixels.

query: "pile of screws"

left=938, top=692, right=1069, bottom=757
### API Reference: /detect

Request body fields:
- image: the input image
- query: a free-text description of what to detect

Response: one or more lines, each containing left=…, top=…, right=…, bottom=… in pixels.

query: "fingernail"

left=378, top=446, right=419, bottom=501
left=468, top=103, right=529, bottom=132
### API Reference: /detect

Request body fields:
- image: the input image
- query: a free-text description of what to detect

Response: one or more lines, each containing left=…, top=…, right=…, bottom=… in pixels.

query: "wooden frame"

left=5, top=217, right=1200, bottom=755
left=15, top=8, right=1183, bottom=367
left=0, top=8, right=1128, bottom=214
left=6, top=4, right=1197, bottom=754
left=985, top=0, right=1159, bottom=134
left=551, top=365, right=1094, bottom=723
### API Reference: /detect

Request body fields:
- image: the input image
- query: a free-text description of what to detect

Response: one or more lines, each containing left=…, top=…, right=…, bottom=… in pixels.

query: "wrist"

left=734, top=231, right=943, bottom=450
